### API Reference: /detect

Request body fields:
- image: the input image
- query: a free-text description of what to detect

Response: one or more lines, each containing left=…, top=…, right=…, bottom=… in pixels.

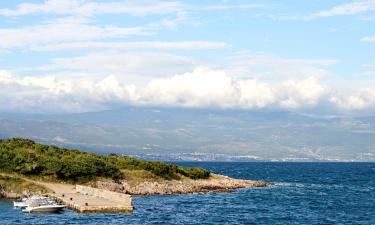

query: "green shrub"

left=0, top=138, right=210, bottom=182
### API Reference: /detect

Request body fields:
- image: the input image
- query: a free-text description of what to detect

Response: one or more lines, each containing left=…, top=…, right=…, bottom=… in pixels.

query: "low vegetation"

left=121, top=169, right=163, bottom=184
left=0, top=175, right=48, bottom=194
left=0, top=138, right=210, bottom=183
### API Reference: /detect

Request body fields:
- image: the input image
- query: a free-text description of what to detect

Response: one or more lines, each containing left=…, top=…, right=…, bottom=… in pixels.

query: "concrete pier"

left=39, top=182, right=133, bottom=213
left=52, top=186, right=132, bottom=213
left=0, top=173, right=133, bottom=213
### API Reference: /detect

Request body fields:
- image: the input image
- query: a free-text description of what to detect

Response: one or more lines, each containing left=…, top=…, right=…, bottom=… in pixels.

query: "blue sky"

left=0, top=0, right=375, bottom=114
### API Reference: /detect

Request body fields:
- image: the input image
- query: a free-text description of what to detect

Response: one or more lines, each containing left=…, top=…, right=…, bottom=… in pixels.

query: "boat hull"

left=24, top=205, right=65, bottom=213
left=13, top=202, right=28, bottom=209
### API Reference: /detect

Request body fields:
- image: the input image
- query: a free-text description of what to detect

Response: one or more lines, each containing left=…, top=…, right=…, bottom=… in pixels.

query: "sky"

left=0, top=0, right=375, bottom=115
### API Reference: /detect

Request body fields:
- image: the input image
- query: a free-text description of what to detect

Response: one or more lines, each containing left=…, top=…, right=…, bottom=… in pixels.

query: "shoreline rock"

left=0, top=190, right=22, bottom=199
left=92, top=173, right=271, bottom=195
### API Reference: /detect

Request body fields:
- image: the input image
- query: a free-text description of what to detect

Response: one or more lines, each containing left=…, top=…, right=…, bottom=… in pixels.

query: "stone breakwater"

left=93, top=174, right=271, bottom=195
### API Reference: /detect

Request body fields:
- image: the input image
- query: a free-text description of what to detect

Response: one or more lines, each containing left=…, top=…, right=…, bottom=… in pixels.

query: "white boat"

left=23, top=204, right=65, bottom=213
left=20, top=196, right=66, bottom=213
left=13, top=200, right=28, bottom=209
left=13, top=195, right=51, bottom=209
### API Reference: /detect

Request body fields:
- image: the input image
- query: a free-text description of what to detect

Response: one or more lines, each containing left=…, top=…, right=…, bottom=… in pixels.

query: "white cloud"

left=0, top=0, right=81, bottom=16
left=40, top=52, right=197, bottom=78
left=0, top=6, right=207, bottom=52
left=236, top=79, right=275, bottom=108
left=0, top=22, right=152, bottom=49
left=0, top=1, right=268, bottom=17
left=31, top=52, right=336, bottom=83
left=2, top=67, right=371, bottom=113
left=330, top=88, right=375, bottom=111
left=0, top=0, right=184, bottom=17
left=142, top=68, right=238, bottom=107
left=269, top=0, right=375, bottom=21
left=224, top=52, right=337, bottom=68
left=314, top=0, right=375, bottom=17
left=31, top=41, right=228, bottom=52
left=361, top=36, right=375, bottom=42
left=363, top=63, right=375, bottom=77
left=0, top=69, right=136, bottom=112
left=279, top=77, right=328, bottom=109
left=201, top=4, right=266, bottom=11
left=217, top=52, right=336, bottom=80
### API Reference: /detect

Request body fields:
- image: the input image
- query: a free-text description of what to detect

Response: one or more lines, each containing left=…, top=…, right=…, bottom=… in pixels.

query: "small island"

left=0, top=138, right=270, bottom=213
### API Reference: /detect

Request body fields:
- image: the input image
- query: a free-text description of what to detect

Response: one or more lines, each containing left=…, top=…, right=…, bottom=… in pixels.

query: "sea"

left=0, top=162, right=374, bottom=225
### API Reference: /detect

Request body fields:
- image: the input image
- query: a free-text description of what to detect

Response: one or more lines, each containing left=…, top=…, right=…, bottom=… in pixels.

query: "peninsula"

left=0, top=138, right=270, bottom=212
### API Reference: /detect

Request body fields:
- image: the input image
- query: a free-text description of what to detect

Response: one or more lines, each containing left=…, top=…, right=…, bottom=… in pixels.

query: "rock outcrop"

left=93, top=174, right=270, bottom=195
left=0, top=189, right=22, bottom=199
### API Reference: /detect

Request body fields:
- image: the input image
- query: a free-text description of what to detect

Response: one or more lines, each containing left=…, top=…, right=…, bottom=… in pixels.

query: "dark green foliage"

left=102, top=154, right=210, bottom=180
left=0, top=138, right=210, bottom=183
left=176, top=167, right=210, bottom=180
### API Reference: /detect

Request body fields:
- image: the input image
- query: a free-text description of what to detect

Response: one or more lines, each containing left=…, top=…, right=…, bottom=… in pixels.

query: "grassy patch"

left=122, top=169, right=164, bottom=184
left=0, top=175, right=48, bottom=194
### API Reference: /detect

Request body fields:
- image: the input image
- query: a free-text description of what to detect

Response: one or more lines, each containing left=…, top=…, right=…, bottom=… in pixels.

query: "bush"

left=0, top=138, right=210, bottom=182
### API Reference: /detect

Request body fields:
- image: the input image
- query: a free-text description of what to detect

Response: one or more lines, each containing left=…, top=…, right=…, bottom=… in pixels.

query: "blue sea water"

left=0, top=162, right=374, bottom=225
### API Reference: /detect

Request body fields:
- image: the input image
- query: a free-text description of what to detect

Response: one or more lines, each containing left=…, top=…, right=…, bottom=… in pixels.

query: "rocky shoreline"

left=92, top=173, right=271, bottom=195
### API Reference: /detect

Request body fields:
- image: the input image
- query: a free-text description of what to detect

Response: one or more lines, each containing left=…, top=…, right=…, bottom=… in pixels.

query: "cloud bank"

left=1, top=67, right=374, bottom=114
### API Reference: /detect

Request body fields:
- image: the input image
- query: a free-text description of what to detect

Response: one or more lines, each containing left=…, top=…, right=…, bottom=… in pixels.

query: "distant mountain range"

left=1, top=107, right=374, bottom=161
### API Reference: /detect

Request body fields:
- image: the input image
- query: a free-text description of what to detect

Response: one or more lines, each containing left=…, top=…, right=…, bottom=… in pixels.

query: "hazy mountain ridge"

left=0, top=107, right=374, bottom=161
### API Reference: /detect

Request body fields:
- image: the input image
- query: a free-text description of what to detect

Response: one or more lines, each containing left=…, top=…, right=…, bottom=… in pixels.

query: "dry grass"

left=121, top=169, right=164, bottom=184
left=0, top=174, right=49, bottom=194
